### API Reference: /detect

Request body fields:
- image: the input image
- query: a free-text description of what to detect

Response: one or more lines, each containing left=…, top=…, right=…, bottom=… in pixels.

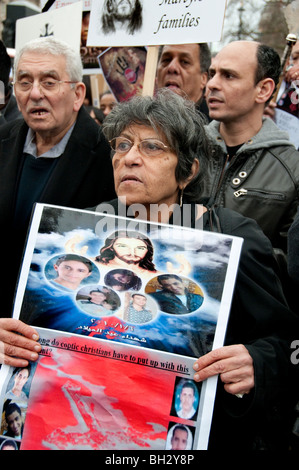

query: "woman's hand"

left=0, top=319, right=42, bottom=367
left=193, top=344, right=254, bottom=396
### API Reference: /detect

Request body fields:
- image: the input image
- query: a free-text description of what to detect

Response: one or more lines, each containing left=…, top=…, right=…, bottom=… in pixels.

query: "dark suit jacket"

left=0, top=106, right=116, bottom=317
left=0, top=93, right=22, bottom=126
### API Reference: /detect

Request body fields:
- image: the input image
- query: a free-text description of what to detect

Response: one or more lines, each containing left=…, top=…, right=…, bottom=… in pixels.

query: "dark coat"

left=99, top=199, right=299, bottom=450
left=288, top=206, right=299, bottom=284
left=0, top=107, right=116, bottom=317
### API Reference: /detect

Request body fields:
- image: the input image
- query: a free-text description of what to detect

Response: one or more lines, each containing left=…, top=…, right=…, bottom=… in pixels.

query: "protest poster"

left=98, top=46, right=147, bottom=102
left=15, top=2, right=82, bottom=53
left=87, top=0, right=227, bottom=47
left=0, top=204, right=242, bottom=450
left=22, top=0, right=105, bottom=74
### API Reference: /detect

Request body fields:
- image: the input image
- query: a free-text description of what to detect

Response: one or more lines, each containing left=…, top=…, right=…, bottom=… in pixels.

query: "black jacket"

left=0, top=107, right=116, bottom=317
left=204, top=118, right=299, bottom=256
left=288, top=206, right=299, bottom=284
left=98, top=199, right=299, bottom=450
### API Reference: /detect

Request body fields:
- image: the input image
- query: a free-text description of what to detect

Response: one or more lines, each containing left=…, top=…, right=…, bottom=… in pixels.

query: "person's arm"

left=0, top=319, right=41, bottom=367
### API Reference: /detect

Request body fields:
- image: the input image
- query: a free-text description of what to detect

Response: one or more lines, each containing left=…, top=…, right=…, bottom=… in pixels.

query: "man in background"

left=204, top=40, right=299, bottom=311
left=156, top=43, right=211, bottom=121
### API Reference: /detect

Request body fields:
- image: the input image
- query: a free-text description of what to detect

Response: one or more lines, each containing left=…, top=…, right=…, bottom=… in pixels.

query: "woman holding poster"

left=0, top=90, right=298, bottom=451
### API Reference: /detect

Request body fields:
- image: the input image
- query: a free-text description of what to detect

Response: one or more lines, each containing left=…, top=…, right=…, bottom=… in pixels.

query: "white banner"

left=15, top=2, right=82, bottom=52
left=87, top=0, right=227, bottom=47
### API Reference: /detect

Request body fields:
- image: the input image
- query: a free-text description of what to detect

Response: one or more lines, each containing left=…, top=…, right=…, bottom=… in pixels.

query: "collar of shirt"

left=23, top=123, right=75, bottom=159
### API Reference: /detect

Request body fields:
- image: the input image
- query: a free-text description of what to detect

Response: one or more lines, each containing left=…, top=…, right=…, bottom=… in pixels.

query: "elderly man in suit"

left=0, top=36, right=115, bottom=318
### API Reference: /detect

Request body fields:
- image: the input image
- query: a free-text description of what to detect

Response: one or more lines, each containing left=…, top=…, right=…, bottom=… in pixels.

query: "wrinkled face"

left=171, top=429, right=188, bottom=450
left=206, top=42, right=262, bottom=124
left=54, top=260, right=91, bottom=285
left=159, top=278, right=185, bottom=295
left=113, top=124, right=179, bottom=210
left=180, top=387, right=195, bottom=413
left=113, top=237, right=148, bottom=264
left=156, top=44, right=207, bottom=103
left=14, top=52, right=83, bottom=139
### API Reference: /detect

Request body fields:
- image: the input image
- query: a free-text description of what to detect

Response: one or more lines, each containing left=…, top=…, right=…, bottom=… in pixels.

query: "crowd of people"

left=0, top=32, right=298, bottom=451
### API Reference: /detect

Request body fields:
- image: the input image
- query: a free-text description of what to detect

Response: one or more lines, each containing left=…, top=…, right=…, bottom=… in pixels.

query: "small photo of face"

left=144, top=274, right=204, bottom=315
left=44, top=254, right=100, bottom=292
left=104, top=268, right=142, bottom=291
left=76, top=284, right=121, bottom=317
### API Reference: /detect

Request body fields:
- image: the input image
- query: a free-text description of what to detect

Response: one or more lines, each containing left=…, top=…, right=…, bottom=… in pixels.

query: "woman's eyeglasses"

left=109, top=137, right=170, bottom=158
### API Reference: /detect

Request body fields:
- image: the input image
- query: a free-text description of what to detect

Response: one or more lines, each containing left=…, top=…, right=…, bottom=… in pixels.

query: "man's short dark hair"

left=132, top=293, right=146, bottom=299
left=55, top=254, right=93, bottom=272
left=172, top=424, right=188, bottom=438
left=158, top=43, right=211, bottom=74
left=198, top=43, right=211, bottom=74
left=181, top=380, right=197, bottom=395
left=157, top=274, right=182, bottom=284
left=255, top=44, right=281, bottom=104
left=5, top=402, right=22, bottom=419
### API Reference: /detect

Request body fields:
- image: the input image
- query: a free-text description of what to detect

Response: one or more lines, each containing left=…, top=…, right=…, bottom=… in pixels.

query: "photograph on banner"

left=13, top=203, right=243, bottom=359
left=98, top=46, right=147, bottom=102
left=0, top=328, right=215, bottom=450
left=87, top=0, right=227, bottom=47
left=15, top=2, right=82, bottom=53
left=0, top=361, right=38, bottom=448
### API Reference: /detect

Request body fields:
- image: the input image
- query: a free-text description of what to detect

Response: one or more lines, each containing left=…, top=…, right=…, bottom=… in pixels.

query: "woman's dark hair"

left=102, top=89, right=211, bottom=202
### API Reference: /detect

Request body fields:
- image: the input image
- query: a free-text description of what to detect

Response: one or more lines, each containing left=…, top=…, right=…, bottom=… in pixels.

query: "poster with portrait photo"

left=98, top=46, right=147, bottom=102
left=0, top=203, right=243, bottom=450
left=0, top=328, right=213, bottom=450
left=0, top=361, right=38, bottom=445
left=87, top=0, right=228, bottom=47
left=12, top=203, right=242, bottom=360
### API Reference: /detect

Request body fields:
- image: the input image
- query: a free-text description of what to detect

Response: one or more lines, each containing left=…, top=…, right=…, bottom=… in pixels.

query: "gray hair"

left=13, top=37, right=83, bottom=82
left=102, top=89, right=210, bottom=202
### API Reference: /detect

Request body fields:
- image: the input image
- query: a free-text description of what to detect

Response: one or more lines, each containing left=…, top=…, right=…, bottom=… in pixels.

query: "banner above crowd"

left=87, top=0, right=227, bottom=47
